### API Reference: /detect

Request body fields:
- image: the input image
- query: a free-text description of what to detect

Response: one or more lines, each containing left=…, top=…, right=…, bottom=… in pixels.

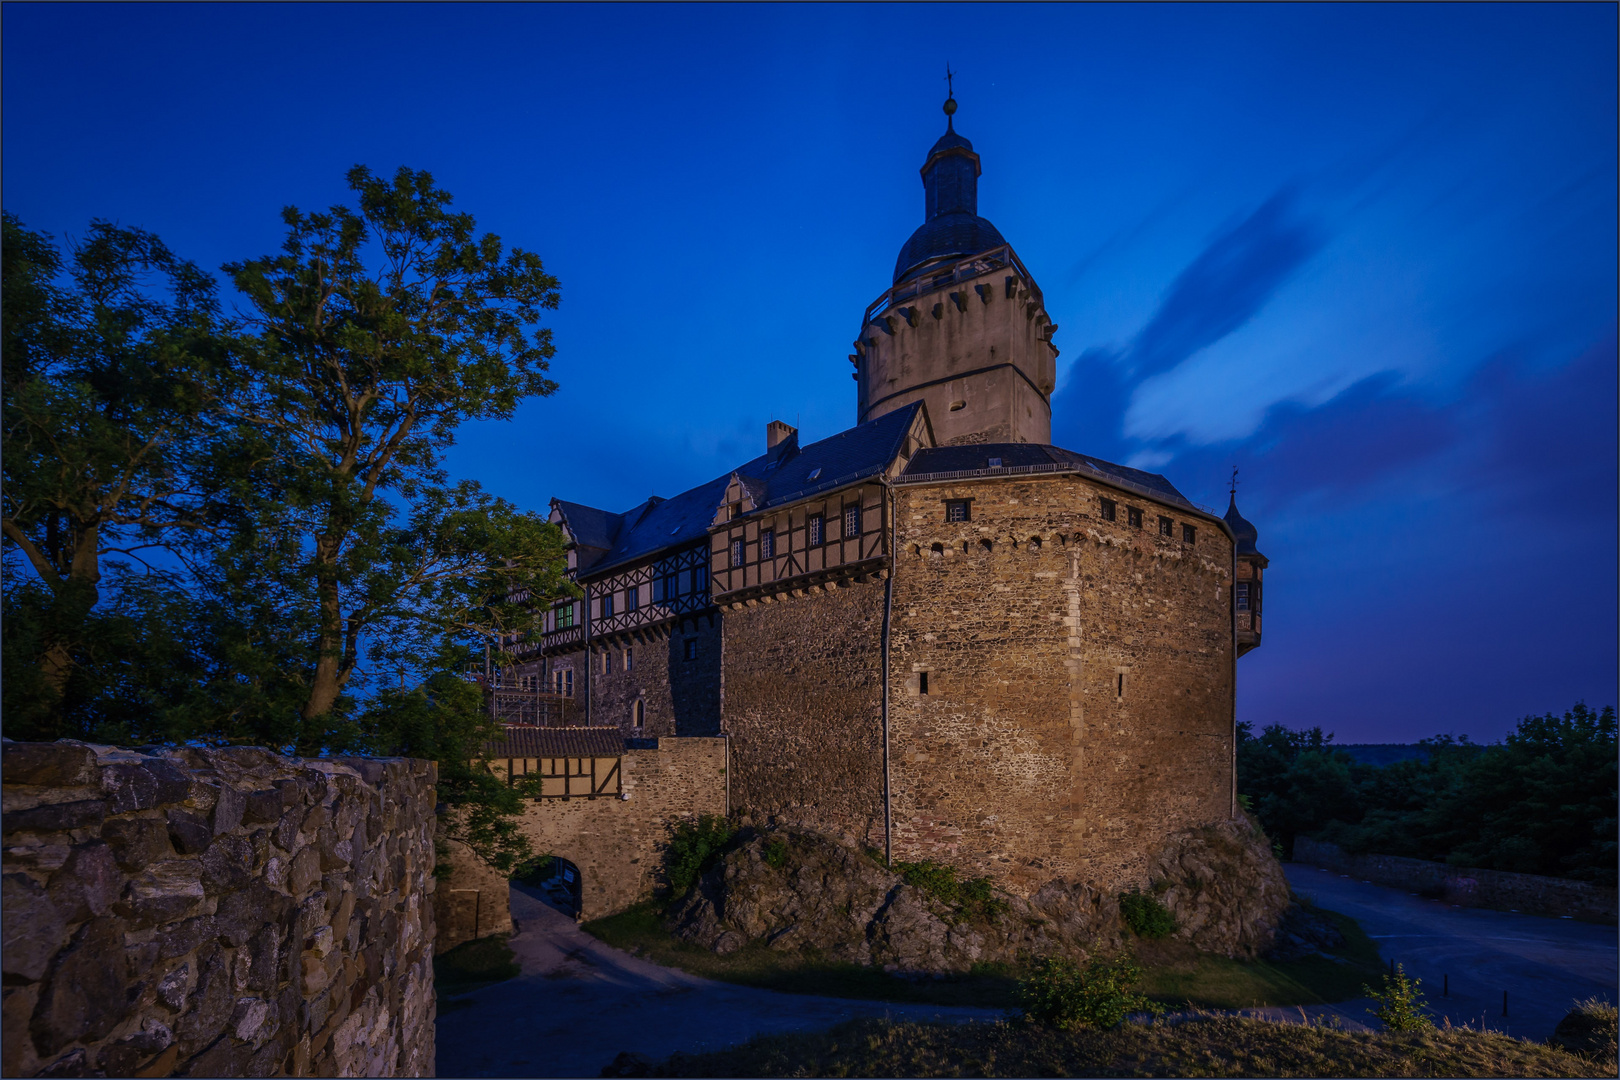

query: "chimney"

left=767, top=420, right=797, bottom=451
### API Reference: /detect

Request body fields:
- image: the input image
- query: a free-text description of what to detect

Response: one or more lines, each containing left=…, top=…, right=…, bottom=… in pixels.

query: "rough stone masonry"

left=1, top=739, right=436, bottom=1078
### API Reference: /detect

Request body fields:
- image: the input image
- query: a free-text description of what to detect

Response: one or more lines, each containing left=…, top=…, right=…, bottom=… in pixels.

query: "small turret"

left=1224, top=481, right=1269, bottom=657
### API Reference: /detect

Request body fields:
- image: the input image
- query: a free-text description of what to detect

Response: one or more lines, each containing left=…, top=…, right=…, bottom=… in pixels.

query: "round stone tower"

left=854, top=94, right=1058, bottom=446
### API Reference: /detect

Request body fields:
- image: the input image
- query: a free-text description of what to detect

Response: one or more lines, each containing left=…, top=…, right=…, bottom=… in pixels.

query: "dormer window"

left=988, top=457, right=1002, bottom=468
left=728, top=502, right=742, bottom=520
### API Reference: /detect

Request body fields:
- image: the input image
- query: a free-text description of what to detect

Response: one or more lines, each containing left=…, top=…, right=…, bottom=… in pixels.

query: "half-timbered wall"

left=712, top=482, right=887, bottom=599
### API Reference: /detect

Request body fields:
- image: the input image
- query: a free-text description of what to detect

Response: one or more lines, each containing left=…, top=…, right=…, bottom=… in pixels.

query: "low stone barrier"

left=1, top=739, right=437, bottom=1077
left=1293, top=837, right=1617, bottom=923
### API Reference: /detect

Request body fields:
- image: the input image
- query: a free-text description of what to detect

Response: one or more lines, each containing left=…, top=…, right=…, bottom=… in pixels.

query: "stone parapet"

left=1, top=739, right=437, bottom=1077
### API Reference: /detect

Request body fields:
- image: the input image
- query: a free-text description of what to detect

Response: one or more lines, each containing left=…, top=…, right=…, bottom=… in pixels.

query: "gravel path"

left=434, top=883, right=1005, bottom=1078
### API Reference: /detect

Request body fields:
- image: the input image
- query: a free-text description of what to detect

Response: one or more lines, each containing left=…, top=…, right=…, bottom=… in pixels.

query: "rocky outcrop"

left=1, top=739, right=437, bottom=1078
left=666, top=817, right=1291, bottom=974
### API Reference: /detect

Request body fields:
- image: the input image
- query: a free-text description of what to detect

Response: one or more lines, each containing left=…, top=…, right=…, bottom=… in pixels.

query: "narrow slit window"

left=919, top=671, right=929, bottom=695
left=602, top=651, right=611, bottom=675
left=633, top=700, right=645, bottom=728
left=1099, top=498, right=1116, bottom=522
left=844, top=504, right=861, bottom=539
left=683, top=638, right=697, bottom=661
left=1117, top=673, right=1125, bottom=698
left=624, top=648, right=633, bottom=672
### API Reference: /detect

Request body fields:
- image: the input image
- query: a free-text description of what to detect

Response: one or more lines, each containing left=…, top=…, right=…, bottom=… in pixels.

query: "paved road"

left=1284, top=862, right=1618, bottom=1042
left=434, top=883, right=1003, bottom=1078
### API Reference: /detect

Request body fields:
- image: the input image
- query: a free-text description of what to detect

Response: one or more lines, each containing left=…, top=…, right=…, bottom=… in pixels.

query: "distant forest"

left=1237, top=702, right=1617, bottom=885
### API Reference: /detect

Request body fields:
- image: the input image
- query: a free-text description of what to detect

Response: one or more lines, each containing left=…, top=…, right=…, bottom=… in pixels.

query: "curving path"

left=434, top=883, right=1004, bottom=1078
left=1281, top=862, right=1617, bottom=1041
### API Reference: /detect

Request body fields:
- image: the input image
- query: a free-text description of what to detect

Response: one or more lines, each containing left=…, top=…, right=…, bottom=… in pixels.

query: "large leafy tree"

left=221, top=166, right=569, bottom=747
left=1, top=213, right=231, bottom=734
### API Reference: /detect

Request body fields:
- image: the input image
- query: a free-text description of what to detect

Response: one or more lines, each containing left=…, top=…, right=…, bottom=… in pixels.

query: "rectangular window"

left=625, top=584, right=639, bottom=612
left=624, top=648, right=633, bottom=672
left=633, top=700, right=645, bottom=728
left=808, top=515, right=824, bottom=546
left=557, top=603, right=577, bottom=629
left=919, top=671, right=929, bottom=695
left=1182, top=523, right=1197, bottom=545
left=683, top=638, right=697, bottom=662
left=1159, top=515, right=1173, bottom=537
left=600, top=592, right=614, bottom=618
left=693, top=564, right=708, bottom=593
left=1236, top=582, right=1251, bottom=612
left=1099, top=498, right=1116, bottom=522
left=730, top=538, right=745, bottom=567
left=844, top=504, right=861, bottom=539
left=555, top=669, right=574, bottom=697
left=1127, top=506, right=1143, bottom=529
left=945, top=500, right=970, bottom=523
left=760, top=529, right=775, bottom=559
left=660, top=572, right=677, bottom=600
left=602, top=651, right=611, bottom=675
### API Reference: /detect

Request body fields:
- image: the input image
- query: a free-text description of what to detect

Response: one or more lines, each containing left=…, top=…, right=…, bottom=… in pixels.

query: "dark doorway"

left=533, top=856, right=582, bottom=920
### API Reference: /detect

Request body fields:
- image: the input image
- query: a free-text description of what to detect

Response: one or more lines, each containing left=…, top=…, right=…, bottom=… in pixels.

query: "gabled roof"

left=551, top=500, right=623, bottom=552
left=577, top=402, right=925, bottom=581
left=900, top=442, right=1200, bottom=513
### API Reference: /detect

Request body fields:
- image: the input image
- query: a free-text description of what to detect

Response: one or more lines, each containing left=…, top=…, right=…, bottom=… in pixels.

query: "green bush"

left=1119, top=891, right=1177, bottom=939
left=895, top=859, right=1008, bottom=921
left=1363, top=963, right=1434, bottom=1031
left=763, top=837, right=790, bottom=868
left=1018, top=954, right=1164, bottom=1031
left=664, top=814, right=737, bottom=897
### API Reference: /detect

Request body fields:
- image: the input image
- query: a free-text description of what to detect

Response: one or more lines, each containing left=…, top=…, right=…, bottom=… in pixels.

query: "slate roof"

left=482, top=726, right=624, bottom=758
left=895, top=213, right=1008, bottom=286
left=1223, top=494, right=1262, bottom=555
left=571, top=402, right=924, bottom=582
left=899, top=443, right=1204, bottom=515
left=552, top=500, right=622, bottom=552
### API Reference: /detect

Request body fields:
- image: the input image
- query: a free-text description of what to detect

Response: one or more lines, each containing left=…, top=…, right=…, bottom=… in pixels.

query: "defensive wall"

left=491, top=736, right=728, bottom=923
left=1, top=740, right=436, bottom=1078
left=889, top=472, right=1236, bottom=897
left=1294, top=837, right=1619, bottom=924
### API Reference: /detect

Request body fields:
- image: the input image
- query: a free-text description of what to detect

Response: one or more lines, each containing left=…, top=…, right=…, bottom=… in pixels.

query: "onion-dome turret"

left=892, top=93, right=1007, bottom=285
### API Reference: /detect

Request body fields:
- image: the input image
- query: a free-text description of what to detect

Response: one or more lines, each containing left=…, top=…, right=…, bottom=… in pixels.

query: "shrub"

left=894, top=859, right=1008, bottom=921
left=1363, top=963, right=1434, bottom=1031
left=1551, top=996, right=1619, bottom=1063
left=1019, top=954, right=1164, bottom=1031
left=1119, top=891, right=1177, bottom=939
left=763, top=837, right=790, bottom=869
left=664, top=814, right=737, bottom=897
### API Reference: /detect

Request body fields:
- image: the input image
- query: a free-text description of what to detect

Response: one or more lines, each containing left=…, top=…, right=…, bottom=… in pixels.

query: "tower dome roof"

left=892, top=104, right=1008, bottom=286
left=1223, top=493, right=1261, bottom=556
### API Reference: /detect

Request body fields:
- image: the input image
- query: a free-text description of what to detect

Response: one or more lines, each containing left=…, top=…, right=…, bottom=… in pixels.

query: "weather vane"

left=1230, top=466, right=1240, bottom=496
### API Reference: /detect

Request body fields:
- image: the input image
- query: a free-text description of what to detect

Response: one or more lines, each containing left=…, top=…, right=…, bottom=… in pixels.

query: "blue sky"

left=5, top=4, right=1614, bottom=742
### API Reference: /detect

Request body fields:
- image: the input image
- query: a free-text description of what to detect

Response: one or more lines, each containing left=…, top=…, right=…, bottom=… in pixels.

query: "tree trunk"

left=303, top=537, right=345, bottom=721
left=39, top=524, right=102, bottom=697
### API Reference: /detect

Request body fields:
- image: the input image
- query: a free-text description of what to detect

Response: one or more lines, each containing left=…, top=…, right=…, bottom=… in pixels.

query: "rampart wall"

left=1, top=740, right=436, bottom=1078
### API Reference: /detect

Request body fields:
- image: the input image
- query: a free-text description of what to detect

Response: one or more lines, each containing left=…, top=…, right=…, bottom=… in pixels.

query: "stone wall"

left=510, top=737, right=726, bottom=920
left=721, top=580, right=887, bottom=847
left=1, top=740, right=436, bottom=1078
left=587, top=614, right=723, bottom=738
left=890, top=473, right=1235, bottom=897
left=1294, top=838, right=1619, bottom=923
left=434, top=837, right=515, bottom=954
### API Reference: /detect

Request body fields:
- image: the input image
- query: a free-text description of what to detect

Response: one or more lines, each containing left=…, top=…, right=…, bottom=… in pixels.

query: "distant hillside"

left=1334, top=744, right=1431, bottom=767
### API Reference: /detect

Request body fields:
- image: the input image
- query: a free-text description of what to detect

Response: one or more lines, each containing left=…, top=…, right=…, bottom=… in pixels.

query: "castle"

left=498, top=93, right=1268, bottom=901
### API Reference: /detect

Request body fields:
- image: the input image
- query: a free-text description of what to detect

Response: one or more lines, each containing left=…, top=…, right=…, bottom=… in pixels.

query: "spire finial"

left=943, top=63, right=957, bottom=129
left=1229, top=466, right=1240, bottom=498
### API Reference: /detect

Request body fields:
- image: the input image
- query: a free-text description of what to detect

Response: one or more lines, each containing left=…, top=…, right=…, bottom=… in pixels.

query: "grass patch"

left=433, top=933, right=520, bottom=998
left=646, top=1014, right=1594, bottom=1077
left=583, top=902, right=1023, bottom=1008
left=1138, top=907, right=1385, bottom=1010
left=584, top=900, right=1387, bottom=1015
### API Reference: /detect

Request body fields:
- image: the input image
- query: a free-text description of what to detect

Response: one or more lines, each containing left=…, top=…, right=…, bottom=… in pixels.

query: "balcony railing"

left=489, top=689, right=580, bottom=728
